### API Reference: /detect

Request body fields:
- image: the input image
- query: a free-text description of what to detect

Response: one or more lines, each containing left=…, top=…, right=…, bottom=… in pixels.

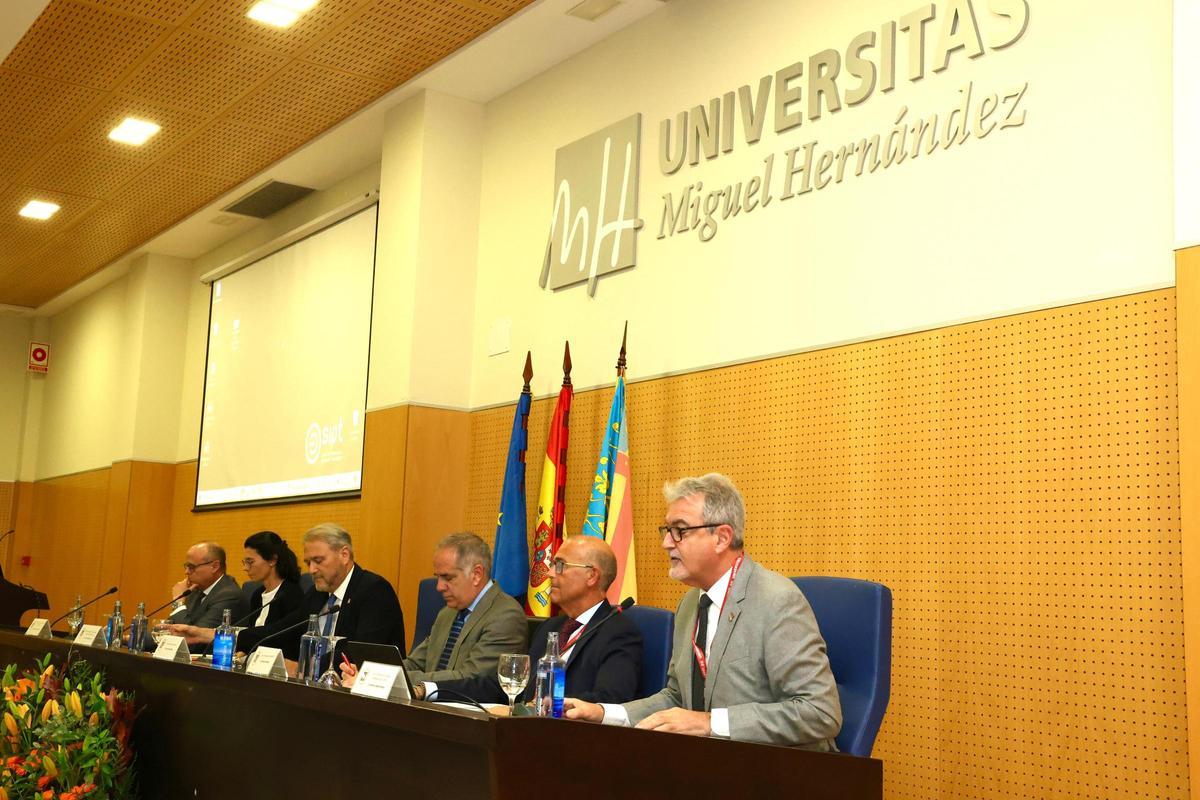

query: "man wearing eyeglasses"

left=413, top=536, right=643, bottom=704
left=168, top=542, right=248, bottom=652
left=565, top=473, right=841, bottom=749
left=341, top=532, right=528, bottom=689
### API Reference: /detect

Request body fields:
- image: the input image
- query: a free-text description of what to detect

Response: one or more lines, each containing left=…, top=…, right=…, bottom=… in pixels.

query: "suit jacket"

left=404, top=584, right=527, bottom=684
left=235, top=580, right=304, bottom=652
left=621, top=555, right=841, bottom=749
left=278, top=566, right=406, bottom=660
left=177, top=575, right=248, bottom=652
left=438, top=600, right=643, bottom=704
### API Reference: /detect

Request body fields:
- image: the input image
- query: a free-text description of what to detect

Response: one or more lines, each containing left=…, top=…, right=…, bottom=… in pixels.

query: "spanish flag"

left=527, top=344, right=573, bottom=617
left=581, top=350, right=637, bottom=604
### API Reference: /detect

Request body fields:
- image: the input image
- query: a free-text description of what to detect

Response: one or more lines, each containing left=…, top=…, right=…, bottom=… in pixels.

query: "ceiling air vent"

left=223, top=180, right=315, bottom=219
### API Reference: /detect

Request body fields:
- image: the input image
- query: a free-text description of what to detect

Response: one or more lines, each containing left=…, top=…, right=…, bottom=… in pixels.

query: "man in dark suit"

left=167, top=542, right=249, bottom=653
left=419, top=536, right=642, bottom=704
left=278, top=523, right=406, bottom=660
left=566, top=474, right=841, bottom=749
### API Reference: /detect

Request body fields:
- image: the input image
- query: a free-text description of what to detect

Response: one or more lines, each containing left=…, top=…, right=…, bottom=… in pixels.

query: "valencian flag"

left=581, top=327, right=637, bottom=604
left=527, top=343, right=573, bottom=617
left=491, top=354, right=534, bottom=599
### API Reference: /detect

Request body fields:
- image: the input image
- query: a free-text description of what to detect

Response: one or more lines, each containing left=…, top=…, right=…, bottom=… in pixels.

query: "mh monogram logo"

left=539, top=113, right=642, bottom=297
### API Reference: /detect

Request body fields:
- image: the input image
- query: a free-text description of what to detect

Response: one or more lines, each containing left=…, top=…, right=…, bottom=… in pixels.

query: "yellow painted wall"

left=0, top=315, right=32, bottom=481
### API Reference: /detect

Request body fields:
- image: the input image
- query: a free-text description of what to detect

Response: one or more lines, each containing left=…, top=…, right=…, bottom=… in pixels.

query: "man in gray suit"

left=565, top=474, right=841, bottom=749
left=167, top=541, right=248, bottom=652
left=402, top=532, right=527, bottom=687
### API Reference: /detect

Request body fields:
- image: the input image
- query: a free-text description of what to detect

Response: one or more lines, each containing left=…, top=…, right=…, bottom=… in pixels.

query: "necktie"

left=321, top=594, right=337, bottom=636
left=559, top=617, right=582, bottom=657
left=437, top=609, right=469, bottom=670
left=691, top=594, right=714, bottom=711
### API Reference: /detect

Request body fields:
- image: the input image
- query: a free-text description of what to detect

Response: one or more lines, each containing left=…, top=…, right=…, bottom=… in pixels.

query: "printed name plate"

left=246, top=647, right=288, bottom=680
left=74, top=624, right=103, bottom=647
left=152, top=634, right=190, bottom=663
left=350, top=661, right=409, bottom=701
left=24, top=618, right=51, bottom=639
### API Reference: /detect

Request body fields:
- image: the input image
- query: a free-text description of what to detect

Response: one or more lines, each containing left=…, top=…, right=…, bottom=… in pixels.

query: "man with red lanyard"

left=415, top=536, right=643, bottom=704
left=565, top=473, right=841, bottom=749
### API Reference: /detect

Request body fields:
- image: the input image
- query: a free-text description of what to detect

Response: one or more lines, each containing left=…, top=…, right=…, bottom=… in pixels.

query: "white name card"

left=246, top=647, right=288, bottom=680
left=74, top=624, right=103, bottom=647
left=350, top=661, right=410, bottom=702
left=24, top=618, right=51, bottom=639
left=153, top=634, right=191, bottom=663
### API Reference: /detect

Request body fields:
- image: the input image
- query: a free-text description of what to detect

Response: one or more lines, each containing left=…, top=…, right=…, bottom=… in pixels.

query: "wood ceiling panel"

left=0, top=135, right=47, bottom=186
left=0, top=0, right=537, bottom=307
left=82, top=0, right=202, bottom=27
left=123, top=29, right=288, bottom=114
left=0, top=187, right=101, bottom=273
left=226, top=61, right=389, bottom=139
left=171, top=118, right=305, bottom=183
left=18, top=143, right=148, bottom=199
left=60, top=94, right=207, bottom=163
left=188, top=0, right=368, bottom=56
left=0, top=68, right=106, bottom=142
left=307, top=0, right=496, bottom=84
left=3, top=0, right=169, bottom=91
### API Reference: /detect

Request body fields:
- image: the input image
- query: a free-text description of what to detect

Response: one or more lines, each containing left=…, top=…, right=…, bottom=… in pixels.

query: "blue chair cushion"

left=624, top=605, right=674, bottom=697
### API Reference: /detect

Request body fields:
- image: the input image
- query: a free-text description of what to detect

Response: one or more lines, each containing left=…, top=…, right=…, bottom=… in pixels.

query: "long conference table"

left=0, top=629, right=883, bottom=799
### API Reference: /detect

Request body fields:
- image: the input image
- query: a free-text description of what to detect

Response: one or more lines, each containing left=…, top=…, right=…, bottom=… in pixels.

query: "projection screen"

left=194, top=205, right=377, bottom=508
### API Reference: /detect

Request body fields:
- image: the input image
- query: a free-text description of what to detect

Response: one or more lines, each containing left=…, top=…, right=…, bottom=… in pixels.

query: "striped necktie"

left=437, top=609, right=469, bottom=670
left=321, top=594, right=337, bottom=636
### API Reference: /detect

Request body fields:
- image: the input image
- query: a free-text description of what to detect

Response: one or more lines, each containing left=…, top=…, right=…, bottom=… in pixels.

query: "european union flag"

left=492, top=390, right=531, bottom=598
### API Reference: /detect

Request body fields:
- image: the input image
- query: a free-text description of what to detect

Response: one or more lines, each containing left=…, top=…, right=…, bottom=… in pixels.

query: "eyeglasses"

left=183, top=560, right=217, bottom=572
left=240, top=558, right=259, bottom=569
left=657, top=523, right=728, bottom=543
left=553, top=559, right=594, bottom=575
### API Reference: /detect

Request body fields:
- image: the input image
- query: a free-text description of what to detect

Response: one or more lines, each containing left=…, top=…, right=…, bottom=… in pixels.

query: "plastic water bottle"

left=128, top=602, right=148, bottom=654
left=105, top=601, right=124, bottom=650
left=212, top=609, right=235, bottom=671
left=533, top=632, right=567, bottom=718
left=296, top=614, right=325, bottom=684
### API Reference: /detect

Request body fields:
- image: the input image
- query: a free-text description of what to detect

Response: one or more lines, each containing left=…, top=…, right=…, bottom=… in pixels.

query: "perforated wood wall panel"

left=0, top=0, right=536, bottom=308
left=464, top=289, right=1186, bottom=800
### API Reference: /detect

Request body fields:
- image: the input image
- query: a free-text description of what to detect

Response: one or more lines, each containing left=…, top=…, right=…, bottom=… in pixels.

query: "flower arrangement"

left=0, top=653, right=137, bottom=799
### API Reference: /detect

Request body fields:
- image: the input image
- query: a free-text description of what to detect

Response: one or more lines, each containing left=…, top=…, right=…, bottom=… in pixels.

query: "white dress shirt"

left=254, top=583, right=281, bottom=627
left=600, top=565, right=735, bottom=737
left=324, top=566, right=355, bottom=633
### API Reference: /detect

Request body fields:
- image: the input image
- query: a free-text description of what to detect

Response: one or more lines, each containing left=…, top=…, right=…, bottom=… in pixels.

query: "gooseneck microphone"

left=255, top=599, right=344, bottom=648
left=48, top=586, right=118, bottom=627
left=146, top=588, right=194, bottom=618
left=231, top=595, right=277, bottom=627
left=567, top=596, right=635, bottom=651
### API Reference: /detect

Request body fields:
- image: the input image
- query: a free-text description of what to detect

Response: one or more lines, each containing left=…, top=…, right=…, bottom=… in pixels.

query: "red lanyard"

left=561, top=621, right=586, bottom=654
left=691, top=554, right=743, bottom=679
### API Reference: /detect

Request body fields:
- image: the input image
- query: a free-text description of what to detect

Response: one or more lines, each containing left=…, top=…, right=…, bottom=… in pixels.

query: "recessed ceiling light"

left=108, top=117, right=161, bottom=146
left=273, top=0, right=318, bottom=11
left=247, top=0, right=317, bottom=28
left=567, top=0, right=622, bottom=22
left=19, top=200, right=60, bottom=220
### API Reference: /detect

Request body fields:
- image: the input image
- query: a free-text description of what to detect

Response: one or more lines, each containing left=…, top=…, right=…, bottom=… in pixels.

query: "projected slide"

left=195, top=206, right=377, bottom=508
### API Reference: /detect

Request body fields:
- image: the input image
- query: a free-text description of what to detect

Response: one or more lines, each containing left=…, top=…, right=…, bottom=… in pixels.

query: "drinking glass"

left=150, top=619, right=171, bottom=647
left=316, top=635, right=344, bottom=689
left=66, top=597, right=84, bottom=636
left=497, top=653, right=531, bottom=714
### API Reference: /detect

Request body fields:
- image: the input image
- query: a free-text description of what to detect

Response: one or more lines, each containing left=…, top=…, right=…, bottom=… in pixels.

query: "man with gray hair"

left=388, top=532, right=526, bottom=686
left=566, top=473, right=842, bottom=749
left=280, top=523, right=406, bottom=660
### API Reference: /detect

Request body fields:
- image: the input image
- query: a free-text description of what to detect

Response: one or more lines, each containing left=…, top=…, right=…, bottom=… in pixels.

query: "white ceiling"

left=29, top=0, right=666, bottom=316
